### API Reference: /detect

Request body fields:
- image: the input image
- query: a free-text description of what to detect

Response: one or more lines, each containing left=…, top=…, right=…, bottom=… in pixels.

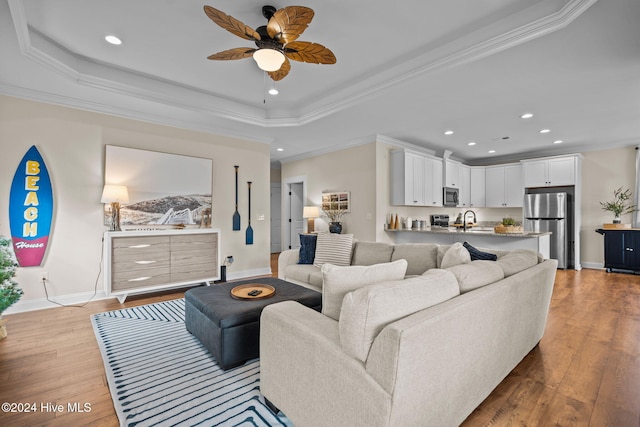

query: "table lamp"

left=303, top=206, right=321, bottom=233
left=101, top=184, right=129, bottom=231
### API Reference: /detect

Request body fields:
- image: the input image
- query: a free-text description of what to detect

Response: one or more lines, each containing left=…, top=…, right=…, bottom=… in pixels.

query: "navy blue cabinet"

left=596, top=229, right=640, bottom=273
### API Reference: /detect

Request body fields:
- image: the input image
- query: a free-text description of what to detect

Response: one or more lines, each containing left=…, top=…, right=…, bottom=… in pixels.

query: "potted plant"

left=600, top=187, right=637, bottom=224
left=323, top=208, right=348, bottom=234
left=0, top=234, right=23, bottom=339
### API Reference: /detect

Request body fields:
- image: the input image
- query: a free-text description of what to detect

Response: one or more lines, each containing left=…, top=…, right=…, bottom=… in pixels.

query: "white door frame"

left=282, top=175, right=307, bottom=251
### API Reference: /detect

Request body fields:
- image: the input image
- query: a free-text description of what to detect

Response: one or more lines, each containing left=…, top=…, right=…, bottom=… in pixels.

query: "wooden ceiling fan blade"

left=207, top=47, right=256, bottom=60
left=204, top=5, right=261, bottom=41
left=267, top=6, right=314, bottom=44
left=268, top=58, right=291, bottom=81
left=285, top=41, right=336, bottom=64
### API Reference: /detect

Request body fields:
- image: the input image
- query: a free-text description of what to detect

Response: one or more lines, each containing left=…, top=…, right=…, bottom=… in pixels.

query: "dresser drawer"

left=112, top=236, right=170, bottom=258
left=112, top=271, right=172, bottom=291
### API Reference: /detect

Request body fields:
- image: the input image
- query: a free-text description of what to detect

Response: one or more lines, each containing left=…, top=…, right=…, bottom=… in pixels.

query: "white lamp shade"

left=101, top=184, right=130, bottom=203
left=253, top=49, right=286, bottom=72
left=303, top=206, right=321, bottom=218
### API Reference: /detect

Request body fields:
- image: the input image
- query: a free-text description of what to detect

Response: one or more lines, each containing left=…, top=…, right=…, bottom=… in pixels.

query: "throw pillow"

left=313, top=233, right=354, bottom=268
left=339, top=269, right=460, bottom=362
left=321, top=259, right=408, bottom=321
left=463, top=241, right=498, bottom=261
left=297, top=234, right=317, bottom=265
left=440, top=242, right=471, bottom=269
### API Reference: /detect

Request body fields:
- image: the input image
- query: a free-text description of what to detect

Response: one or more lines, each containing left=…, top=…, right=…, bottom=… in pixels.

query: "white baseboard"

left=3, top=268, right=274, bottom=315
left=4, top=290, right=111, bottom=315
left=580, top=262, right=605, bottom=270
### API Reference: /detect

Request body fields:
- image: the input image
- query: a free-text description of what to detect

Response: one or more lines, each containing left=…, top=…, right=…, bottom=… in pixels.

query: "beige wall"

left=581, top=146, right=637, bottom=266
left=0, top=95, right=271, bottom=312
left=281, top=143, right=378, bottom=241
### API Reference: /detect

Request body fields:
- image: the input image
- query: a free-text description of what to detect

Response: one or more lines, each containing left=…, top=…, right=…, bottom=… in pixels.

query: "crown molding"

left=0, top=84, right=274, bottom=146
left=8, top=0, right=597, bottom=130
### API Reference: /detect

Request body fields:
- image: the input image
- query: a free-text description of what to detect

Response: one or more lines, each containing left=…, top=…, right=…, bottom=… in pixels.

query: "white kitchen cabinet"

left=391, top=150, right=442, bottom=206
left=469, top=167, right=485, bottom=207
left=425, top=157, right=443, bottom=206
left=485, top=164, right=523, bottom=207
left=522, top=156, right=577, bottom=188
left=458, top=165, right=471, bottom=207
left=445, top=160, right=462, bottom=188
left=391, top=150, right=425, bottom=205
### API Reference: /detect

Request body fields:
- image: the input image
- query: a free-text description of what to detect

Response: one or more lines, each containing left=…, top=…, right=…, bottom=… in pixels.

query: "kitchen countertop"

left=385, top=226, right=551, bottom=238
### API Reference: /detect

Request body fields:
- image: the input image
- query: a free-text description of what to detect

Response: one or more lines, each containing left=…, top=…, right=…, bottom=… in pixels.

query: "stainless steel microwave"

left=443, top=187, right=459, bottom=207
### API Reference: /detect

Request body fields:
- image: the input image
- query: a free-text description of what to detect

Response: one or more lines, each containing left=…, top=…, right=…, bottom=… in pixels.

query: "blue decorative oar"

left=233, top=165, right=241, bottom=230
left=246, top=181, right=253, bottom=245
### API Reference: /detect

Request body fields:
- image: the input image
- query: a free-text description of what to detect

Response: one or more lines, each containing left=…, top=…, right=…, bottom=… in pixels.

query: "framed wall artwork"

left=321, top=191, right=350, bottom=212
left=104, top=145, right=212, bottom=227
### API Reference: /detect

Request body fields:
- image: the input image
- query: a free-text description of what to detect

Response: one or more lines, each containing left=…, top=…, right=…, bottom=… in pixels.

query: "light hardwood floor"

left=1, top=256, right=639, bottom=426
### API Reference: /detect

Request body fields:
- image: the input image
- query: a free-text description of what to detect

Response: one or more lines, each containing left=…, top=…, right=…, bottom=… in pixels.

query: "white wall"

left=0, top=95, right=272, bottom=313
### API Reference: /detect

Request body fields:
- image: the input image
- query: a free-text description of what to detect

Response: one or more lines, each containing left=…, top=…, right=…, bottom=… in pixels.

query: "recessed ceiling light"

left=520, top=113, right=534, bottom=119
left=488, top=150, right=496, bottom=154
left=539, top=129, right=551, bottom=134
left=468, top=142, right=476, bottom=146
left=553, top=140, right=563, bottom=144
left=105, top=35, right=122, bottom=45
left=276, top=148, right=284, bottom=152
left=444, top=130, right=454, bottom=135
left=268, top=88, right=279, bottom=95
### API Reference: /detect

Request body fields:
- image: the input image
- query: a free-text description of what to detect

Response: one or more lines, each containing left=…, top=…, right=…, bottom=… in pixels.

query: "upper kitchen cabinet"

left=445, top=160, right=462, bottom=188
left=485, top=164, right=523, bottom=207
left=469, top=167, right=485, bottom=208
left=425, top=156, right=443, bottom=206
left=390, top=149, right=443, bottom=206
left=391, top=150, right=424, bottom=205
left=522, top=155, right=582, bottom=188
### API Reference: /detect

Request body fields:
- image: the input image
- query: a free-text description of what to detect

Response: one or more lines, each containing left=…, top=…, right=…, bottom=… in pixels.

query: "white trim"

left=3, top=290, right=111, bottom=314
left=580, top=262, right=604, bottom=270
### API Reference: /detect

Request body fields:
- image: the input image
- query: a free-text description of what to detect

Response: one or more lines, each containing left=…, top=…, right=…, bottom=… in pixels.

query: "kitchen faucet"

left=462, top=210, right=477, bottom=231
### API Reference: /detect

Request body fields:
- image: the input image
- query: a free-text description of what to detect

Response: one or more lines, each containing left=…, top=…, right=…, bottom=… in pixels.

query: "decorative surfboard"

left=9, top=145, right=54, bottom=267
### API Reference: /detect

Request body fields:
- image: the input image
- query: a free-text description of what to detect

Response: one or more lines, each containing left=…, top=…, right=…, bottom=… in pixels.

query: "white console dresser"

left=104, top=228, right=220, bottom=302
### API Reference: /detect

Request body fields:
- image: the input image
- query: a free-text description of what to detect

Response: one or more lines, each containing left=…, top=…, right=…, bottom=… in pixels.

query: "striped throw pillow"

left=313, top=233, right=354, bottom=267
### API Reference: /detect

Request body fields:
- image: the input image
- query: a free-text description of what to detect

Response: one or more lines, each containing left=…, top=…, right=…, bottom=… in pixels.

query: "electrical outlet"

left=40, top=272, right=49, bottom=281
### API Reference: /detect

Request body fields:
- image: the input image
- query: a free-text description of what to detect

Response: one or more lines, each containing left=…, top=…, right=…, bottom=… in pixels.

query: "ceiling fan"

left=204, top=5, right=336, bottom=81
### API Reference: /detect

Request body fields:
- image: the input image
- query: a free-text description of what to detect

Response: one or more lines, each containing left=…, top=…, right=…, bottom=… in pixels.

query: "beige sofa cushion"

left=440, top=242, right=472, bottom=269
left=339, top=269, right=460, bottom=362
left=321, top=260, right=408, bottom=320
left=313, top=233, right=354, bottom=267
left=496, top=249, right=540, bottom=277
left=352, top=241, right=395, bottom=266
left=446, top=260, right=505, bottom=293
left=390, top=243, right=438, bottom=275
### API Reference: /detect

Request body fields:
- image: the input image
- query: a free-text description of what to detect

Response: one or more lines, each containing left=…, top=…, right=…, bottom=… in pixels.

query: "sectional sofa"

left=261, top=238, right=558, bottom=426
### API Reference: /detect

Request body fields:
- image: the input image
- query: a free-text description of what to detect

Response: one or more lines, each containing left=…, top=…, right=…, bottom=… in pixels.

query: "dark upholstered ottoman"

left=185, top=277, right=321, bottom=370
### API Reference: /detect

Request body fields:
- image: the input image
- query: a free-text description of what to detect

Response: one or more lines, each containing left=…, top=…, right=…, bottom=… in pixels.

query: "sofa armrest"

left=260, top=301, right=391, bottom=427
left=277, top=249, right=300, bottom=280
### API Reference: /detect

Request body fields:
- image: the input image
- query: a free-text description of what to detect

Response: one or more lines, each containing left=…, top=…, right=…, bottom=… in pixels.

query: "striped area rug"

left=91, top=299, right=292, bottom=427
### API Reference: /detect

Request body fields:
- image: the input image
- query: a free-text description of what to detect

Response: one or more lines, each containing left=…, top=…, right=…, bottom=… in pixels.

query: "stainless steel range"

left=430, top=214, right=449, bottom=228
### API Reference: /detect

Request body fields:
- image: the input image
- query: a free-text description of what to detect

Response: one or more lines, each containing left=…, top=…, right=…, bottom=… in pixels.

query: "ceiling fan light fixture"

left=253, top=48, right=285, bottom=72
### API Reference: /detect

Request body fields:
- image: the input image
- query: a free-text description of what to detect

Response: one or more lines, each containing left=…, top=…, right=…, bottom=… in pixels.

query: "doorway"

left=282, top=176, right=307, bottom=250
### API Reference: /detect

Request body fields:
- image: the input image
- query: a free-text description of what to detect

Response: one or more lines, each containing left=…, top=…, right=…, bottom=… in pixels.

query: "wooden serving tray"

left=602, top=223, right=631, bottom=229
left=230, top=283, right=276, bottom=300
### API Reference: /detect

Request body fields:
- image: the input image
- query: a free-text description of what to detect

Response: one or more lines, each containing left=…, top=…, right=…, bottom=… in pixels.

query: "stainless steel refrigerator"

left=524, top=192, right=568, bottom=269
